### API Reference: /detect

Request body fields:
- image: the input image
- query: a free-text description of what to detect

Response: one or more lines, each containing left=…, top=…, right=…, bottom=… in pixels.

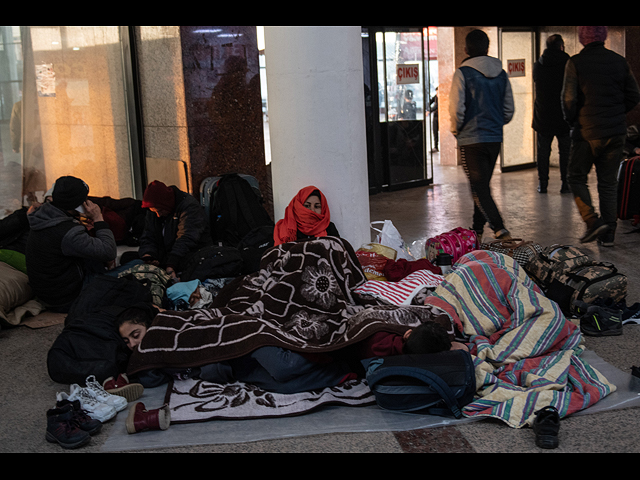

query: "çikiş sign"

left=507, top=59, right=526, bottom=77
left=397, top=64, right=420, bottom=84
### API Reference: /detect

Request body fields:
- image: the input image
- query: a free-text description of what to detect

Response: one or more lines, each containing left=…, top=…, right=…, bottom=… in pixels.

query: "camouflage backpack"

left=526, top=244, right=627, bottom=316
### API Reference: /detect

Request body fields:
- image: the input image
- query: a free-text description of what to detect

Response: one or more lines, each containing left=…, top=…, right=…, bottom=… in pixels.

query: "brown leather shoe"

left=126, top=402, right=171, bottom=434
left=103, top=374, right=144, bottom=403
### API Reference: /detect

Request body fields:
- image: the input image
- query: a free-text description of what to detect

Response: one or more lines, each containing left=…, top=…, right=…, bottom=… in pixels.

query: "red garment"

left=356, top=331, right=406, bottom=359
left=141, top=181, right=175, bottom=212
left=274, top=186, right=331, bottom=246
left=384, top=258, right=442, bottom=282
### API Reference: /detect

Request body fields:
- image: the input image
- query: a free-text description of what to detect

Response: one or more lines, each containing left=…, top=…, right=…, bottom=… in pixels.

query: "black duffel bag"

left=179, top=245, right=244, bottom=282
left=363, top=349, right=476, bottom=418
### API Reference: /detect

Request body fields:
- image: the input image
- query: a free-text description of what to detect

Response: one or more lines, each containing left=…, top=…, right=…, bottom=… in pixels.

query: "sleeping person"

left=273, top=186, right=340, bottom=245
left=116, top=303, right=466, bottom=393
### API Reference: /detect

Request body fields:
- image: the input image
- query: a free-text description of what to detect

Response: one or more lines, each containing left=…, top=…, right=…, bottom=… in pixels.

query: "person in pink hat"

left=562, top=26, right=640, bottom=246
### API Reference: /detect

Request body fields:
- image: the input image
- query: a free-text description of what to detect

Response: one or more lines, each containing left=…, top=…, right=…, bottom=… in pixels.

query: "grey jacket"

left=449, top=55, right=515, bottom=146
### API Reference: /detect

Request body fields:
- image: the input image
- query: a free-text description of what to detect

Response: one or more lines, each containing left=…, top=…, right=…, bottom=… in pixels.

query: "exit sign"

left=507, top=59, right=526, bottom=77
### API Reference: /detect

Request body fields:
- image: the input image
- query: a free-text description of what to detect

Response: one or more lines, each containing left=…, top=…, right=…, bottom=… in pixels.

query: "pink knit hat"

left=579, top=26, right=608, bottom=46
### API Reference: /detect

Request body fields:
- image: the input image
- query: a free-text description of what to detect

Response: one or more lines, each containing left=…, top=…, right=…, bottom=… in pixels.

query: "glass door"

left=363, top=26, right=435, bottom=192
left=499, top=28, right=537, bottom=171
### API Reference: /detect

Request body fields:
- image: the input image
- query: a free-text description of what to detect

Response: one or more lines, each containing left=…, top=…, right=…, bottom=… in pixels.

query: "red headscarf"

left=274, top=186, right=331, bottom=246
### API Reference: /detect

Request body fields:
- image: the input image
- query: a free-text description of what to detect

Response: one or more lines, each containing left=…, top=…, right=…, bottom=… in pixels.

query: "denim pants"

left=460, top=142, right=505, bottom=233
left=537, top=133, right=571, bottom=185
left=567, top=134, right=625, bottom=229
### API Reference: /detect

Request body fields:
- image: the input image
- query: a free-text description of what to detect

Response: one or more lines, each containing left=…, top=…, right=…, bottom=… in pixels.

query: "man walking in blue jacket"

left=449, top=29, right=515, bottom=242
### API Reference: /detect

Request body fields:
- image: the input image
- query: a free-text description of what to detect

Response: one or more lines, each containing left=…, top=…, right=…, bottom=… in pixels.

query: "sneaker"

left=45, top=404, right=91, bottom=449
left=85, top=375, right=128, bottom=412
left=580, top=218, right=610, bottom=244
left=597, top=231, right=615, bottom=247
left=532, top=406, right=560, bottom=449
left=622, top=302, right=640, bottom=325
left=495, top=229, right=512, bottom=240
left=103, top=374, right=144, bottom=403
left=58, top=385, right=117, bottom=423
left=579, top=304, right=623, bottom=337
left=55, top=398, right=102, bottom=436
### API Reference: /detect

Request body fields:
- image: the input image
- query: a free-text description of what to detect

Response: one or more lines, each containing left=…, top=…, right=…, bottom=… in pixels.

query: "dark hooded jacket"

left=26, top=202, right=116, bottom=309
left=562, top=41, right=640, bottom=141
left=532, top=47, right=571, bottom=135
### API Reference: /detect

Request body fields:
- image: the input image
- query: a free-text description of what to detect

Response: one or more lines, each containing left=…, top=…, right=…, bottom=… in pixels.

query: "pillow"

left=0, top=261, right=34, bottom=327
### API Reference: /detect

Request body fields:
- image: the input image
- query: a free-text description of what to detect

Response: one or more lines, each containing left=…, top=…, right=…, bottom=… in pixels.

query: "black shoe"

left=533, top=406, right=559, bottom=449
left=55, top=398, right=102, bottom=436
left=560, top=183, right=572, bottom=194
left=580, top=218, right=610, bottom=244
left=579, top=303, right=623, bottom=337
left=45, top=404, right=91, bottom=449
left=597, top=230, right=615, bottom=247
left=537, top=183, right=548, bottom=193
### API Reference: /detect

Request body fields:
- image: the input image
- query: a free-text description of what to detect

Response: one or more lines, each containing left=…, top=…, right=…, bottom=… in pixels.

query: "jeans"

left=567, top=134, right=625, bottom=230
left=460, top=142, right=506, bottom=233
left=537, top=133, right=570, bottom=186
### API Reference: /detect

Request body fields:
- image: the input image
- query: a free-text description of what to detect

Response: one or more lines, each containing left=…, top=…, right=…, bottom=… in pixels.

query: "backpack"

left=203, top=174, right=274, bottom=247
left=425, top=227, right=478, bottom=264
left=363, top=349, right=476, bottom=418
left=526, top=244, right=627, bottom=316
left=179, top=245, right=244, bottom=283
left=236, top=225, right=275, bottom=274
left=47, top=274, right=155, bottom=385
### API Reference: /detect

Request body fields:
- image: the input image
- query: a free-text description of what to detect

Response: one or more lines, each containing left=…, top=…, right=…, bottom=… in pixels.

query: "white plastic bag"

left=370, top=220, right=414, bottom=261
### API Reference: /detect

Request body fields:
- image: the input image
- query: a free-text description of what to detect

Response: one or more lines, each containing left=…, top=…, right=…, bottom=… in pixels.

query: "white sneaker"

left=58, top=385, right=117, bottom=422
left=84, top=375, right=128, bottom=412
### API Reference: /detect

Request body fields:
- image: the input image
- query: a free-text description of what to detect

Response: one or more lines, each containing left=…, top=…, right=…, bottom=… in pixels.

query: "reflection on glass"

left=0, top=26, right=134, bottom=218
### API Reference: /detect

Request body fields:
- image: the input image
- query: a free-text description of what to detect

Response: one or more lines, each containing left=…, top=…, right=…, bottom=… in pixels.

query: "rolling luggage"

left=617, top=156, right=640, bottom=221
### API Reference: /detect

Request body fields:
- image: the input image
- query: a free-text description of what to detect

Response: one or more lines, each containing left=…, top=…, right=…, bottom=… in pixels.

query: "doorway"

left=363, top=26, right=437, bottom=193
left=499, top=27, right=538, bottom=172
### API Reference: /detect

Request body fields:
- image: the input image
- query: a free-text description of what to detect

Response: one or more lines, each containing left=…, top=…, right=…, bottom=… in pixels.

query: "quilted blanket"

left=425, top=250, right=616, bottom=428
left=127, top=237, right=450, bottom=376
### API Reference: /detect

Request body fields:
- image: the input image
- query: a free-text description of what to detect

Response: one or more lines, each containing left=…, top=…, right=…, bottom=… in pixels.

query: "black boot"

left=45, top=404, right=91, bottom=449
left=537, top=182, right=548, bottom=193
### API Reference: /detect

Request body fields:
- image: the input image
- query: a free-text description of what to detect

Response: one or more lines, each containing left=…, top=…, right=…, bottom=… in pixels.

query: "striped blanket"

left=425, top=250, right=616, bottom=428
left=354, top=269, right=444, bottom=305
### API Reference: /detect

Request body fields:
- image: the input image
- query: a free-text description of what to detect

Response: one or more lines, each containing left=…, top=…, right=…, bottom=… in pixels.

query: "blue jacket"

left=449, top=55, right=514, bottom=146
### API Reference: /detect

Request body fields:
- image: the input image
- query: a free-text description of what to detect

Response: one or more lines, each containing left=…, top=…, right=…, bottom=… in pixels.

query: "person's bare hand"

left=83, top=200, right=103, bottom=222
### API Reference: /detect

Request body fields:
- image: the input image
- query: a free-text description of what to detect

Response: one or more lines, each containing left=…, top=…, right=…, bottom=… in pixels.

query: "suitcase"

left=617, top=157, right=640, bottom=221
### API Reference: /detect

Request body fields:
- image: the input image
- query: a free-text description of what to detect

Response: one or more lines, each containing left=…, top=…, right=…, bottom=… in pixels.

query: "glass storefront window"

left=0, top=26, right=136, bottom=218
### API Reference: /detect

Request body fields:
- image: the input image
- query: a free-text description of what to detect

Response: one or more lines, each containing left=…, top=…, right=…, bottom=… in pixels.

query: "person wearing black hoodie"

left=26, top=176, right=117, bottom=312
left=532, top=34, right=571, bottom=194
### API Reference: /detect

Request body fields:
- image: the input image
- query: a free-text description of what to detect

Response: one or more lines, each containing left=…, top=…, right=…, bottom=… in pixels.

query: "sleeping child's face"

left=119, top=321, right=148, bottom=351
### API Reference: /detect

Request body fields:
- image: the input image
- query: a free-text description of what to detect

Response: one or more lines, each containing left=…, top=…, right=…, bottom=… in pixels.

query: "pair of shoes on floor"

left=126, top=402, right=171, bottom=434
left=46, top=400, right=102, bottom=449
left=533, top=405, right=560, bottom=449
left=574, top=300, right=623, bottom=337
left=580, top=217, right=611, bottom=244
left=589, top=297, right=640, bottom=325
left=56, top=375, right=130, bottom=423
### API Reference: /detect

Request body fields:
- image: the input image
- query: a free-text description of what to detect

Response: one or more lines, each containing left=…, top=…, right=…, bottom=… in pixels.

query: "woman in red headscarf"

left=273, top=186, right=340, bottom=246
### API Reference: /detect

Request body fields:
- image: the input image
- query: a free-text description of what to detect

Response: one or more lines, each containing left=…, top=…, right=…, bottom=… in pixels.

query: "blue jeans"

left=567, top=134, right=625, bottom=229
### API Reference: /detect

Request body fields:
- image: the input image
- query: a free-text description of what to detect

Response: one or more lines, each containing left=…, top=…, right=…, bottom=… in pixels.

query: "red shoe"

left=125, top=402, right=171, bottom=434
left=102, top=374, right=144, bottom=403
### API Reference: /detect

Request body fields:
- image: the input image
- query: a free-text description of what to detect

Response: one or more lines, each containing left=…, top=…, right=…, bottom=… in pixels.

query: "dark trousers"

left=460, top=142, right=505, bottom=234
left=537, top=133, right=570, bottom=186
left=567, top=134, right=625, bottom=230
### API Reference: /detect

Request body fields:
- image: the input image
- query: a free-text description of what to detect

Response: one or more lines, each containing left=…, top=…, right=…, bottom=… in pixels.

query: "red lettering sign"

left=397, top=64, right=420, bottom=84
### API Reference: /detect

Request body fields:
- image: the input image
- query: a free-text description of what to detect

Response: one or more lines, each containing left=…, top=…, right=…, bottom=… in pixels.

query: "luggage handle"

left=367, top=365, right=464, bottom=418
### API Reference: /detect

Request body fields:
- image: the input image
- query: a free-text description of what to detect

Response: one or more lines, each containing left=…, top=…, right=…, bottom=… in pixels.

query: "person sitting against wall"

left=138, top=180, right=212, bottom=281
left=26, top=176, right=117, bottom=313
left=273, top=186, right=340, bottom=246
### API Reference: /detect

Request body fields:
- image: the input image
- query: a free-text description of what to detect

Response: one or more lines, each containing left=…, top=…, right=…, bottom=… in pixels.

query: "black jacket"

left=532, top=48, right=571, bottom=135
left=562, top=42, right=640, bottom=141
left=138, top=186, right=211, bottom=271
left=26, top=202, right=117, bottom=309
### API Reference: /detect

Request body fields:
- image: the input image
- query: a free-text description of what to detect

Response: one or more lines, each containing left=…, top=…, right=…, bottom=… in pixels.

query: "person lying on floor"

left=273, top=186, right=340, bottom=245
left=116, top=304, right=468, bottom=393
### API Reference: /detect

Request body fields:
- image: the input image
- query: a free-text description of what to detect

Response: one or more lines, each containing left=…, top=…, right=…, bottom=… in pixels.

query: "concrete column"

left=263, top=26, right=370, bottom=249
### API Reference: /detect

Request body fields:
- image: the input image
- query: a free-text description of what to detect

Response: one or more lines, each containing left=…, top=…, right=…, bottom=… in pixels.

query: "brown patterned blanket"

left=127, top=237, right=451, bottom=376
